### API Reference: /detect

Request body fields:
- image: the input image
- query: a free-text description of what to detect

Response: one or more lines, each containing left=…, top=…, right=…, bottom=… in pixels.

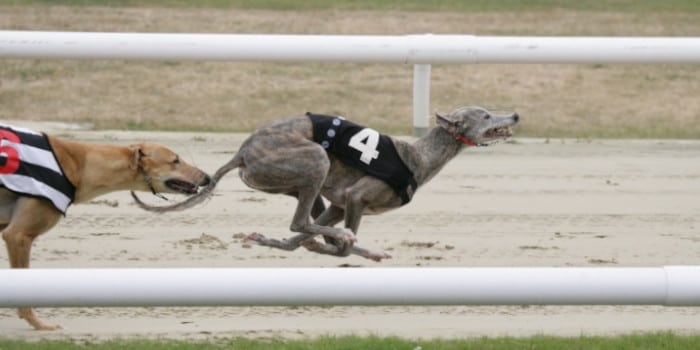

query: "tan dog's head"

left=128, top=143, right=210, bottom=195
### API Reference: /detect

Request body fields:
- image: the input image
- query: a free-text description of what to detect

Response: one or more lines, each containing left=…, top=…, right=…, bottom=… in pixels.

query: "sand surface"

left=1, top=122, right=699, bottom=341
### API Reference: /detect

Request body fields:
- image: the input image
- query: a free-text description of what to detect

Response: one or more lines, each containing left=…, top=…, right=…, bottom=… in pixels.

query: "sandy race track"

left=1, top=122, right=699, bottom=341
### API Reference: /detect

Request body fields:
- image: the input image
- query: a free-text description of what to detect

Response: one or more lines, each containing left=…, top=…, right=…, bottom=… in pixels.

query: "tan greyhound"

left=133, top=106, right=518, bottom=261
left=0, top=124, right=211, bottom=330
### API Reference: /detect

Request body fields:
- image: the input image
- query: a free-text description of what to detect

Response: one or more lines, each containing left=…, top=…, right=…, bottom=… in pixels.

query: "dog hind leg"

left=285, top=192, right=326, bottom=220
left=247, top=186, right=355, bottom=250
left=299, top=200, right=392, bottom=261
left=301, top=188, right=392, bottom=262
left=247, top=203, right=342, bottom=250
left=243, top=140, right=354, bottom=251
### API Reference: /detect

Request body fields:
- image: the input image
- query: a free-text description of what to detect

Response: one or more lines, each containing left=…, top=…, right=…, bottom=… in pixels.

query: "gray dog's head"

left=436, top=106, right=519, bottom=145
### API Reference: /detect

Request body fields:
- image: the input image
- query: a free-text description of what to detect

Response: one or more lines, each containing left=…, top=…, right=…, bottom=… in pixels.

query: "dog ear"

left=435, top=112, right=461, bottom=134
left=128, top=145, right=144, bottom=171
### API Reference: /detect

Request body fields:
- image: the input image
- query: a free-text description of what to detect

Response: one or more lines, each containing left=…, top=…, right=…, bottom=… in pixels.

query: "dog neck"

left=48, top=137, right=146, bottom=203
left=396, top=126, right=467, bottom=186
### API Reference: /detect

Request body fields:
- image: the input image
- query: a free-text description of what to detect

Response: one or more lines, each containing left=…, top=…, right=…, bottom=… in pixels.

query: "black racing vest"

left=307, top=113, right=417, bottom=205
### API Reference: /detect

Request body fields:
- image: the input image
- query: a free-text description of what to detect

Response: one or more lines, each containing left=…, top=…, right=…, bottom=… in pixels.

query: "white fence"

left=2, top=32, right=700, bottom=308
left=4, top=32, right=700, bottom=63
left=0, top=267, right=699, bottom=307
left=3, top=31, right=700, bottom=134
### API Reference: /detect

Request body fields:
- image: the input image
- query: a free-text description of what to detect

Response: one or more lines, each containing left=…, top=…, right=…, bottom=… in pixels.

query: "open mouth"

left=483, top=126, right=513, bottom=139
left=165, top=179, right=199, bottom=195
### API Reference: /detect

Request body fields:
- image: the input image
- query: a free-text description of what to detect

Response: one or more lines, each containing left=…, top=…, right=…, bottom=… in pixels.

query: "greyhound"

left=1, top=124, right=211, bottom=330
left=132, top=106, right=519, bottom=261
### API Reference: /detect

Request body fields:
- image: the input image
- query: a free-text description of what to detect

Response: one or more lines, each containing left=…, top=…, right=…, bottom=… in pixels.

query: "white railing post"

left=412, top=63, right=431, bottom=137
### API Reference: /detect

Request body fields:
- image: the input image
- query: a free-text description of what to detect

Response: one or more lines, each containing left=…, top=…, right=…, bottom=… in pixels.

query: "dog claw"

left=367, top=251, right=392, bottom=262
left=41, top=324, right=63, bottom=331
left=244, top=232, right=265, bottom=244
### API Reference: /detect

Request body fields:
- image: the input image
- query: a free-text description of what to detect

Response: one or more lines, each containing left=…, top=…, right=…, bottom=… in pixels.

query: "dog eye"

left=484, top=114, right=491, bottom=120
left=173, top=158, right=180, bottom=165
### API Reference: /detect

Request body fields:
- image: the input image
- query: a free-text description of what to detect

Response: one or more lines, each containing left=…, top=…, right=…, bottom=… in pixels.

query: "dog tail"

left=131, top=155, right=242, bottom=213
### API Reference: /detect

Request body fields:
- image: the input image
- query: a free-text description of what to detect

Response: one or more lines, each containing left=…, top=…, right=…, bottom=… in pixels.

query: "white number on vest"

left=348, top=128, right=380, bottom=165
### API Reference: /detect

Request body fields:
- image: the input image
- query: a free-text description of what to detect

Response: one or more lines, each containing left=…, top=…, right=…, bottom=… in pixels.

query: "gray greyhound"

left=132, top=106, right=519, bottom=261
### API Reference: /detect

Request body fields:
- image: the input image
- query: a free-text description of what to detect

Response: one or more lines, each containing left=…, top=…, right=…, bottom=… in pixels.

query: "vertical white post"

left=412, top=64, right=431, bottom=137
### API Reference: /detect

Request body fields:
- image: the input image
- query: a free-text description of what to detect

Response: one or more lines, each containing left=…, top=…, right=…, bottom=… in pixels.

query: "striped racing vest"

left=0, top=124, right=76, bottom=214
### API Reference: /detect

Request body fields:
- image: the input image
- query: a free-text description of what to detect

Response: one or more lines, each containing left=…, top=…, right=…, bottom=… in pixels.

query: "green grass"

left=2, top=332, right=700, bottom=349
left=2, top=0, right=700, bottom=12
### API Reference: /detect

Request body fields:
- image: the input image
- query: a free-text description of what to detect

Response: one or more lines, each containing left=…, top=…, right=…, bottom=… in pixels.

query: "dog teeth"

left=485, top=127, right=513, bottom=138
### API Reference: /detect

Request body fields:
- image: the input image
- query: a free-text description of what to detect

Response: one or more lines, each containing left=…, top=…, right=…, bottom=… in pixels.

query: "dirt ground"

left=0, top=121, right=699, bottom=341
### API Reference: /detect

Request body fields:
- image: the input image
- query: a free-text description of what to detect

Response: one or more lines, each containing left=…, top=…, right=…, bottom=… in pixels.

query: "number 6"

left=0, top=130, right=20, bottom=174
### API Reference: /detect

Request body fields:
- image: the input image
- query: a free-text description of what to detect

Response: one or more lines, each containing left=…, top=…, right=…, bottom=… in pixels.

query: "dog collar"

left=452, top=133, right=486, bottom=147
left=138, top=165, right=169, bottom=201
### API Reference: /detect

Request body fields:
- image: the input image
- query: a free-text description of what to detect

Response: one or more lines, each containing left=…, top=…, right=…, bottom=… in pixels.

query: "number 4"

left=348, top=128, right=380, bottom=165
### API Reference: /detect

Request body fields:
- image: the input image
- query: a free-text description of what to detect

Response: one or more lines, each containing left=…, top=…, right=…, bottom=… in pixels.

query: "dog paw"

left=300, top=239, right=323, bottom=250
left=243, top=232, right=265, bottom=244
left=367, top=251, right=392, bottom=262
left=339, top=229, right=357, bottom=244
left=40, top=324, right=63, bottom=331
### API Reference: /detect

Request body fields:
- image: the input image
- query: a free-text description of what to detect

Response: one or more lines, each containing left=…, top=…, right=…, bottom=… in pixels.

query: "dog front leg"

left=301, top=240, right=391, bottom=262
left=329, top=190, right=367, bottom=256
left=3, top=227, right=63, bottom=330
left=314, top=205, right=346, bottom=246
left=289, top=187, right=356, bottom=244
left=2, top=198, right=63, bottom=330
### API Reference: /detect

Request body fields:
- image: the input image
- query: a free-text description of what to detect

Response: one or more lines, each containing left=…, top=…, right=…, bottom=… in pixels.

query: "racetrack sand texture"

left=1, top=125, right=698, bottom=340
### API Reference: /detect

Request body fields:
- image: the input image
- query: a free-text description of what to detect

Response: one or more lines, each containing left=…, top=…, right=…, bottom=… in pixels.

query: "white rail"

left=3, top=31, right=700, bottom=135
left=2, top=32, right=700, bottom=63
left=0, top=267, right=698, bottom=308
